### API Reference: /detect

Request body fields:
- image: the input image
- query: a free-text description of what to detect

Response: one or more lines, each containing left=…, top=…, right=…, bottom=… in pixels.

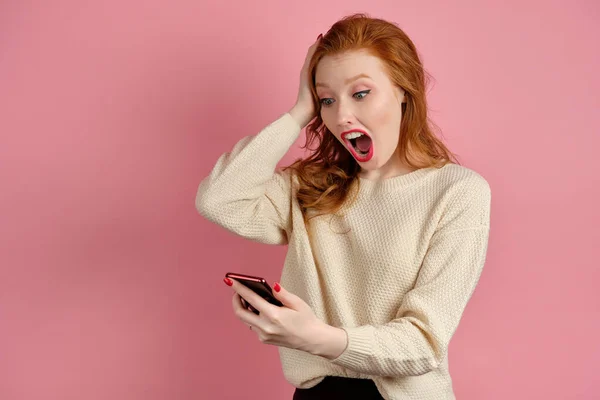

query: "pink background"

left=1, top=1, right=598, bottom=399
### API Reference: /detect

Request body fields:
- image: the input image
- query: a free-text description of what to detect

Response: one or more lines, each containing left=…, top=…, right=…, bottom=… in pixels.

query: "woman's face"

left=315, top=50, right=407, bottom=178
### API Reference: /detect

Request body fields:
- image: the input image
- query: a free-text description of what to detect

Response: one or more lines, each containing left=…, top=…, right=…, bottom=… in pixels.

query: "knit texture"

left=196, top=113, right=491, bottom=400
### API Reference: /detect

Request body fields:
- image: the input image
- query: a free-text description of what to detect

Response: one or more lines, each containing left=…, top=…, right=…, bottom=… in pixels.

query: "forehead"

left=315, top=50, right=389, bottom=86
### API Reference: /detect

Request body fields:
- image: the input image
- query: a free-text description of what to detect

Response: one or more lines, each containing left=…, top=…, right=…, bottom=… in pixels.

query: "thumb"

left=272, top=282, right=305, bottom=310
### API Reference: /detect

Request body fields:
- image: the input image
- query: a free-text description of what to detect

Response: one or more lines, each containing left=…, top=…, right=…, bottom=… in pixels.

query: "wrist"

left=308, top=321, right=348, bottom=360
left=288, top=103, right=314, bottom=128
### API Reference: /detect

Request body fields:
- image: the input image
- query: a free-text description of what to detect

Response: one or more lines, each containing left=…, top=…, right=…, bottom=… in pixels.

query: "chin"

left=355, top=154, right=393, bottom=172
left=357, top=160, right=382, bottom=171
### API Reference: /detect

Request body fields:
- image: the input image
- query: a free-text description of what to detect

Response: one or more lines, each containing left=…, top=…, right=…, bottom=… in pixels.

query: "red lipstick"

left=340, top=129, right=374, bottom=162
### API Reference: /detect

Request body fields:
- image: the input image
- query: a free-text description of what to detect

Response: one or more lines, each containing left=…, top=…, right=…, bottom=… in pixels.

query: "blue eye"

left=319, top=90, right=371, bottom=107
left=354, top=90, right=371, bottom=99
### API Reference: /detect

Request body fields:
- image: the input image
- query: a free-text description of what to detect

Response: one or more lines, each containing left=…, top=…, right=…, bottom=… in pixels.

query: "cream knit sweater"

left=195, top=112, right=491, bottom=400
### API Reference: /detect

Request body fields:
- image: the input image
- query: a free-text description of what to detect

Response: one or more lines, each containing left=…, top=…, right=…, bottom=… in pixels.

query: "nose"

left=335, top=99, right=356, bottom=128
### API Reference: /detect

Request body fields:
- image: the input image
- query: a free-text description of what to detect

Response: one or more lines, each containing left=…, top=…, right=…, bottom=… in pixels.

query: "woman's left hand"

left=225, top=278, right=341, bottom=356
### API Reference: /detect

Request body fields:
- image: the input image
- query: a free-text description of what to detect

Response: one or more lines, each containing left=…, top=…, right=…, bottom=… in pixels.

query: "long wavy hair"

left=284, top=13, right=460, bottom=223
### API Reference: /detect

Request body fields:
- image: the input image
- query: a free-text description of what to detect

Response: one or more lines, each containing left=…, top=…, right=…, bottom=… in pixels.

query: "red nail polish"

left=274, top=282, right=281, bottom=292
left=317, top=33, right=322, bottom=40
left=224, top=277, right=233, bottom=286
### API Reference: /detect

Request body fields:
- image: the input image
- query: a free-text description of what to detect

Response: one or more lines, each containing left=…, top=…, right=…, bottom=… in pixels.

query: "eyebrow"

left=315, top=73, right=372, bottom=88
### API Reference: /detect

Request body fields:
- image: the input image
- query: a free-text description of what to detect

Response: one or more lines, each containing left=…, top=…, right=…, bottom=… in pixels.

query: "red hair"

left=284, top=13, right=459, bottom=223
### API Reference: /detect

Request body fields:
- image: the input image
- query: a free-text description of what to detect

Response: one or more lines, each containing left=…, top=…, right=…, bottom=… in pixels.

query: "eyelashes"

left=319, top=90, right=371, bottom=106
left=353, top=89, right=371, bottom=99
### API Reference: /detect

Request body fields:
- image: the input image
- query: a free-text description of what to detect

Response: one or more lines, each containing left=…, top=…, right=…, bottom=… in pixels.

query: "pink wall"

left=1, top=1, right=598, bottom=399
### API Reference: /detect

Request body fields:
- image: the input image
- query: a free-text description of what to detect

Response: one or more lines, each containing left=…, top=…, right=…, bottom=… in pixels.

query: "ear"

left=396, top=87, right=407, bottom=104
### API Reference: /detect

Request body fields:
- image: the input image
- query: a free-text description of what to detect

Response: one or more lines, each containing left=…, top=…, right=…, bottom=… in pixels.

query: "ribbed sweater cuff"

left=329, top=325, right=374, bottom=369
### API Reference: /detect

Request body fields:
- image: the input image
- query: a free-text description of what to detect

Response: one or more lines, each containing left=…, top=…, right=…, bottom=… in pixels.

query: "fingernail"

left=317, top=33, right=322, bottom=41
left=274, top=282, right=281, bottom=292
left=224, top=278, right=233, bottom=286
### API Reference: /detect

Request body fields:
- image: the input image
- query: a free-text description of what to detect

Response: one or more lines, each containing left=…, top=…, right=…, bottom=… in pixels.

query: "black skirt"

left=293, top=376, right=384, bottom=400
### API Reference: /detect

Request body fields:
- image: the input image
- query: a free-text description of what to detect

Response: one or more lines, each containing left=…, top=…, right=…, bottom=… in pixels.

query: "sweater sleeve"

left=195, top=113, right=302, bottom=245
left=330, top=174, right=492, bottom=377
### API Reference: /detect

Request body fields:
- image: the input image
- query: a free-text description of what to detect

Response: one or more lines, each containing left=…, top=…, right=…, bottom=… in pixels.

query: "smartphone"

left=225, top=272, right=283, bottom=315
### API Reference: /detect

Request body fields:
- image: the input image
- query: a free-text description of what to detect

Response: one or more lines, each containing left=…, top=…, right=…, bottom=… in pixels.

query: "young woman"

left=196, top=13, right=491, bottom=400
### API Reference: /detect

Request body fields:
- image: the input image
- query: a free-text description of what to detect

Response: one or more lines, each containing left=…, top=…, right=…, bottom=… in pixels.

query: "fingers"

left=308, top=34, right=321, bottom=54
left=232, top=292, right=261, bottom=328
left=232, top=293, right=251, bottom=329
left=270, top=282, right=304, bottom=311
left=303, top=33, right=321, bottom=63
left=314, top=33, right=322, bottom=45
left=311, top=35, right=321, bottom=48
left=230, top=279, right=274, bottom=315
left=231, top=291, right=246, bottom=312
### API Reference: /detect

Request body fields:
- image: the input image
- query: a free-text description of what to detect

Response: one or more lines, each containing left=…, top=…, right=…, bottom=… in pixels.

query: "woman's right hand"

left=289, top=34, right=322, bottom=128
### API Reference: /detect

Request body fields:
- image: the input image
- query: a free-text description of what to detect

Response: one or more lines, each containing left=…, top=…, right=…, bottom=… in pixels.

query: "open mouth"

left=342, top=130, right=374, bottom=162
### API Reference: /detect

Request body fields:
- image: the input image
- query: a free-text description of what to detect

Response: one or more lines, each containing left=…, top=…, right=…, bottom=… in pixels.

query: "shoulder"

left=429, top=163, right=491, bottom=229
left=435, top=163, right=491, bottom=199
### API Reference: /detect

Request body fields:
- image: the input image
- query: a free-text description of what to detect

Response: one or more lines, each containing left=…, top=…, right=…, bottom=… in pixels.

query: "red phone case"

left=225, top=272, right=283, bottom=315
